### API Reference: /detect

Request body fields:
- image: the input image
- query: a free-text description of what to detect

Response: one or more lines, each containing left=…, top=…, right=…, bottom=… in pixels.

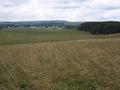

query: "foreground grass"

left=0, top=38, right=120, bottom=90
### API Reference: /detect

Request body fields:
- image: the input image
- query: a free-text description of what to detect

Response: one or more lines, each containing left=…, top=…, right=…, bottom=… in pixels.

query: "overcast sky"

left=0, top=0, right=120, bottom=21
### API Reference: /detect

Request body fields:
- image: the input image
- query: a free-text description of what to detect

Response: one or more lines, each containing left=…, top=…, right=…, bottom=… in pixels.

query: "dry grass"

left=0, top=38, right=120, bottom=90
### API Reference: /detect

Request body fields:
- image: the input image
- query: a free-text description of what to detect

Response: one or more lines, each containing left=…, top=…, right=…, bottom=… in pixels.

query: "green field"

left=0, top=28, right=88, bottom=45
left=0, top=28, right=120, bottom=90
left=0, top=28, right=120, bottom=45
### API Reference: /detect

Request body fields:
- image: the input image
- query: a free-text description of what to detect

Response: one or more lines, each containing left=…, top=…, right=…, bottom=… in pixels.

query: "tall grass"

left=0, top=38, right=120, bottom=90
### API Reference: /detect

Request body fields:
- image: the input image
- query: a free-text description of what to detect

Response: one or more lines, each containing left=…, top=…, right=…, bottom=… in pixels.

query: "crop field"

left=0, top=28, right=120, bottom=90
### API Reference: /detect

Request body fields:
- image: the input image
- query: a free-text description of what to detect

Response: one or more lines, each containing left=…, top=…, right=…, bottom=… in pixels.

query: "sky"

left=0, top=0, right=120, bottom=21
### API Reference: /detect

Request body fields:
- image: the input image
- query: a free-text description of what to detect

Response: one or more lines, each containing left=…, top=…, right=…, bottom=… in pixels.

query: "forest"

left=78, top=21, right=120, bottom=34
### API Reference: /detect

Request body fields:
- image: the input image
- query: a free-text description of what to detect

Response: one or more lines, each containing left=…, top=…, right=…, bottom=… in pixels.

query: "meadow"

left=0, top=28, right=120, bottom=45
left=0, top=28, right=120, bottom=90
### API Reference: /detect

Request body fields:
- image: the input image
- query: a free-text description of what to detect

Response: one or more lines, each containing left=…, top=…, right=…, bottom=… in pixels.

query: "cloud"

left=0, top=0, right=120, bottom=21
left=0, top=0, right=29, bottom=7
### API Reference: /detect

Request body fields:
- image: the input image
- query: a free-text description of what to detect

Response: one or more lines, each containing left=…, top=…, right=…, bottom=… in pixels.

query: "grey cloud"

left=100, top=6, right=120, bottom=10
left=87, top=0, right=120, bottom=11
left=54, top=0, right=88, bottom=9
left=58, top=0, right=88, bottom=3
left=0, top=0, right=120, bottom=21
left=89, top=5, right=120, bottom=11
left=55, top=6, right=80, bottom=9
left=0, top=0, right=29, bottom=7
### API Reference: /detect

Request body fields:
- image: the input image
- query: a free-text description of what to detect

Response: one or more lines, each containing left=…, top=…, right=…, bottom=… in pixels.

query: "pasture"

left=0, top=28, right=120, bottom=90
left=0, top=28, right=120, bottom=45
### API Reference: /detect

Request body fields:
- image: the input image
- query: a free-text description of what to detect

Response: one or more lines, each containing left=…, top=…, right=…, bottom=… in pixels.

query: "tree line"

left=78, top=21, right=120, bottom=34
left=0, top=23, right=78, bottom=30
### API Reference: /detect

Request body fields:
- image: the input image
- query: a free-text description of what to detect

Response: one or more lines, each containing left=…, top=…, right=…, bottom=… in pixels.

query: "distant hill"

left=0, top=20, right=83, bottom=29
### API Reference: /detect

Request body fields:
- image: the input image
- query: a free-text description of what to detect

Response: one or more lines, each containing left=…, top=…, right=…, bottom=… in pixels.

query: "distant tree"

left=0, top=25, right=4, bottom=30
left=78, top=21, right=120, bottom=34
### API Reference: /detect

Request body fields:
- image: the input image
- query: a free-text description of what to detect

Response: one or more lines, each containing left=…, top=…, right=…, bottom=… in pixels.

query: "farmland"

left=0, top=28, right=120, bottom=90
left=0, top=28, right=120, bottom=45
left=0, top=28, right=90, bottom=45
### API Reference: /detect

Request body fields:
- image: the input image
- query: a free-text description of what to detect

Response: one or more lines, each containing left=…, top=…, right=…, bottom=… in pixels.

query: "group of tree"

left=78, top=21, right=120, bottom=34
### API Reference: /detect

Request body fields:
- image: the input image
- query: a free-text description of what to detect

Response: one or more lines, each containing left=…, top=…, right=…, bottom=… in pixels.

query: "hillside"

left=0, top=29, right=120, bottom=90
left=0, top=20, right=82, bottom=29
left=0, top=38, right=120, bottom=90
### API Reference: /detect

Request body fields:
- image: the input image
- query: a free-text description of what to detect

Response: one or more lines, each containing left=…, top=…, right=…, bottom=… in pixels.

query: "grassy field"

left=0, top=28, right=120, bottom=90
left=0, top=28, right=90, bottom=45
left=0, top=28, right=120, bottom=45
